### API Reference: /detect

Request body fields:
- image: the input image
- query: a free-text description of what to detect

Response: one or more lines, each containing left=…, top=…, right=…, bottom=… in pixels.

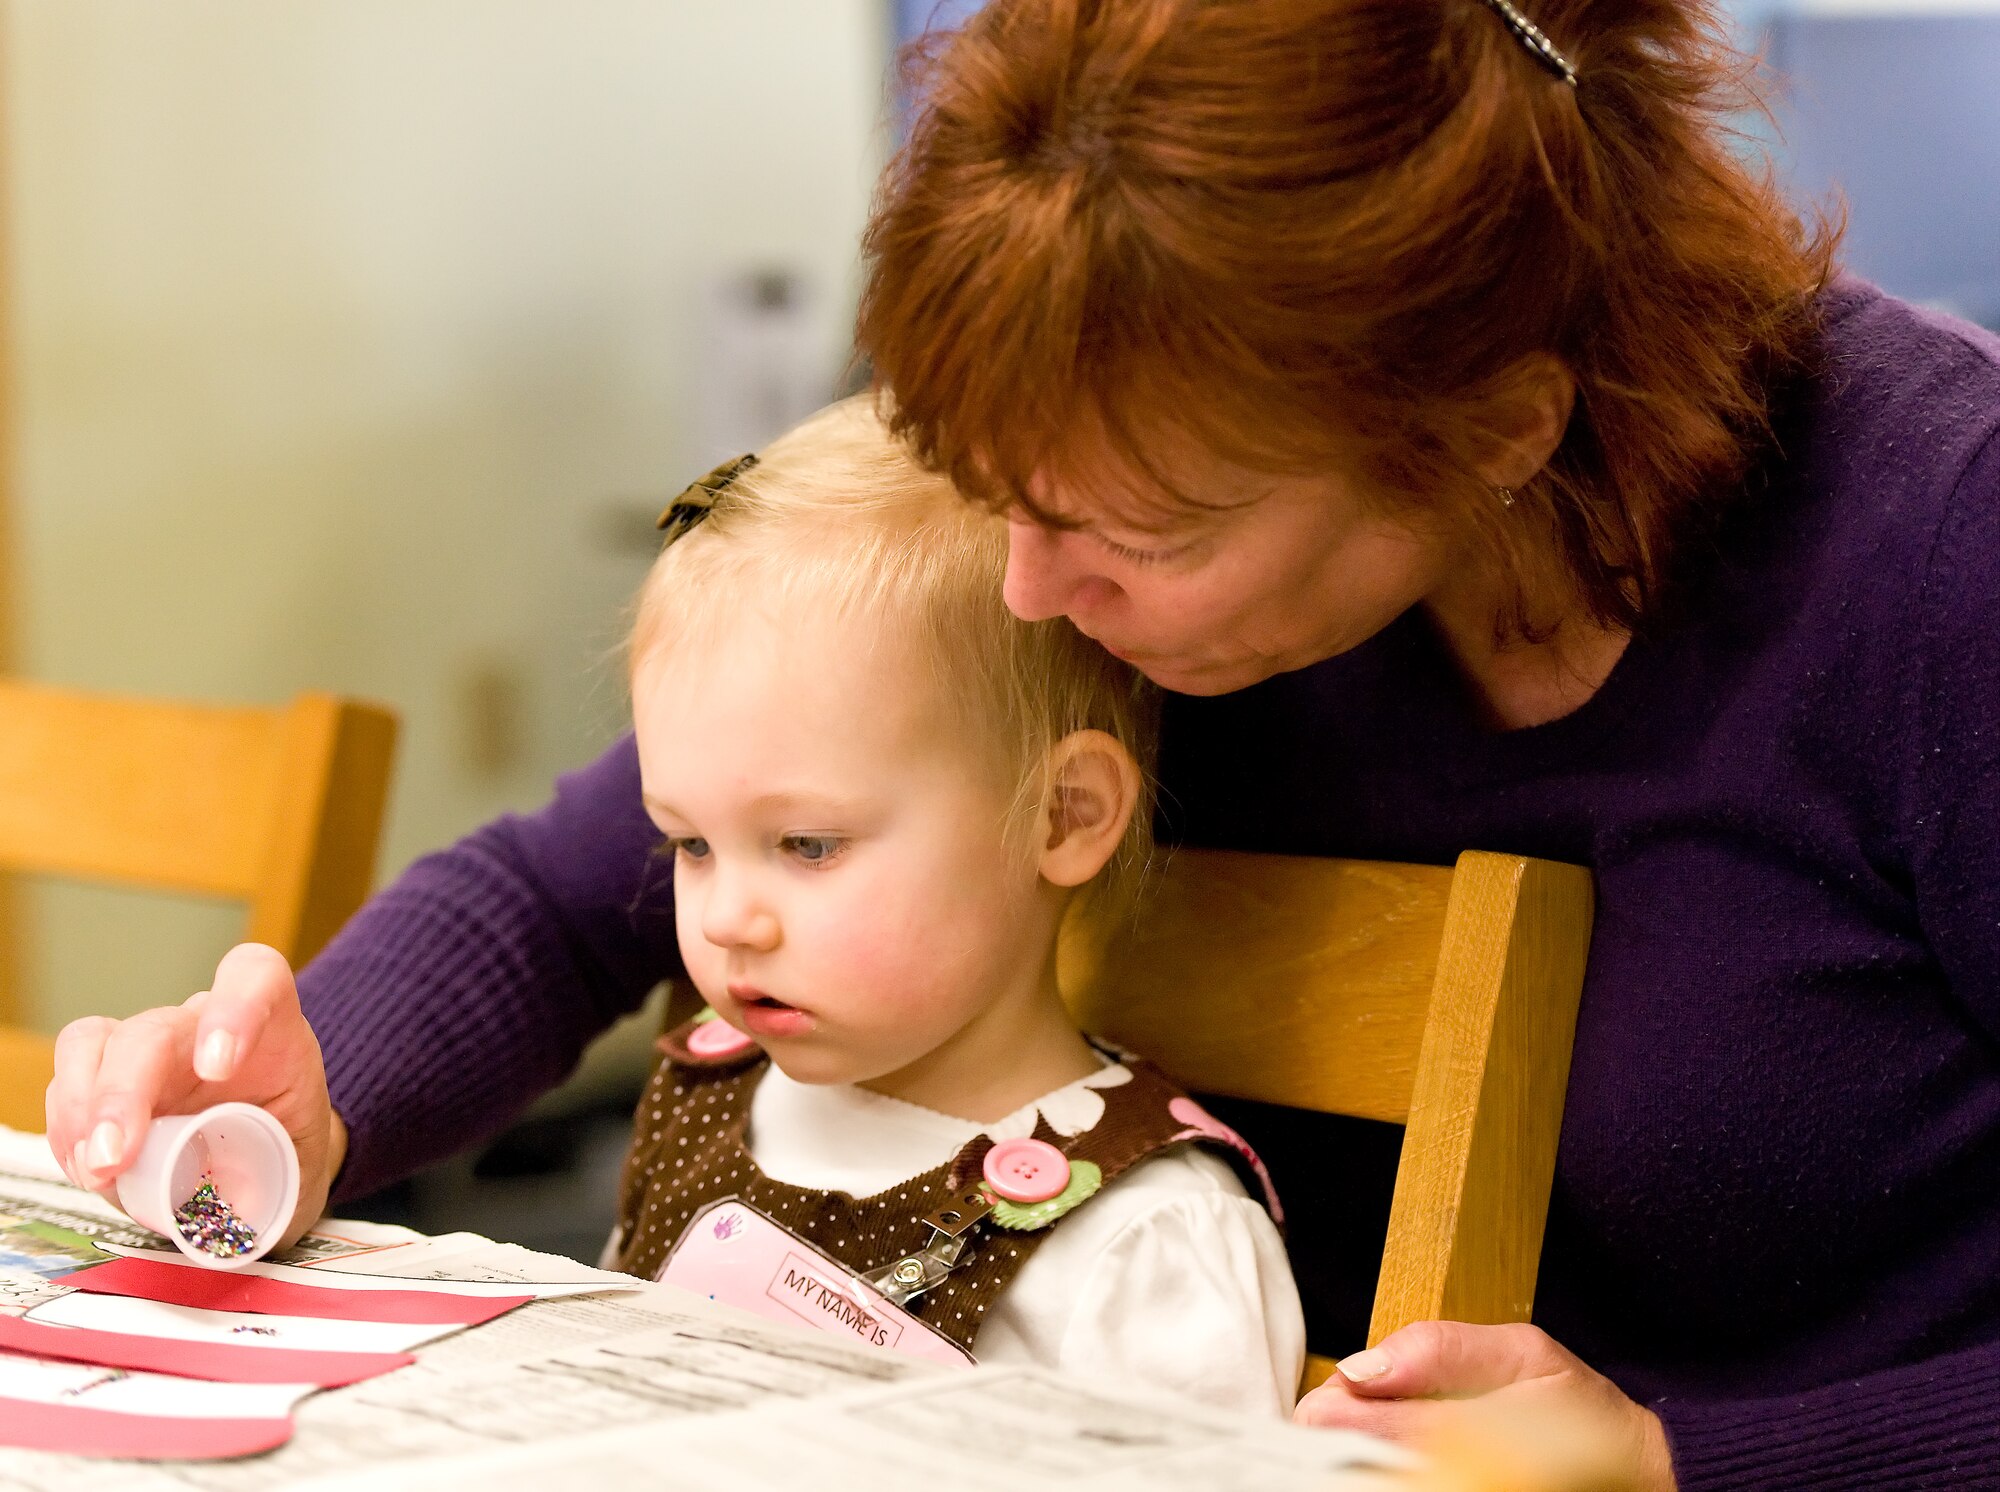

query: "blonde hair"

left=630, top=396, right=1159, bottom=909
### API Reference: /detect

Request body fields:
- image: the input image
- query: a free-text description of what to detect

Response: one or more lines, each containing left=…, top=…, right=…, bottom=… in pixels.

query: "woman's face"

left=1005, top=457, right=1455, bottom=696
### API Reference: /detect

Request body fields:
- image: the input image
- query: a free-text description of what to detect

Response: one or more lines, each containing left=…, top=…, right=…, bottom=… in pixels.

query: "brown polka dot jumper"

left=612, top=1015, right=1280, bottom=1355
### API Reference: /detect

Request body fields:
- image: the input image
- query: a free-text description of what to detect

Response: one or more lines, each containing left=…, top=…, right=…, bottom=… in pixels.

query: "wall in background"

left=4, top=0, right=886, bottom=1030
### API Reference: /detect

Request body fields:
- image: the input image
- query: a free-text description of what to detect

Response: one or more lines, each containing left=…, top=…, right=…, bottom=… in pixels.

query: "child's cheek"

left=793, top=871, right=940, bottom=1009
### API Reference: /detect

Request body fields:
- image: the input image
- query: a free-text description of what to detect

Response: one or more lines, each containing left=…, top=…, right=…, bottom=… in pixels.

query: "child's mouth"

left=730, top=987, right=814, bottom=1038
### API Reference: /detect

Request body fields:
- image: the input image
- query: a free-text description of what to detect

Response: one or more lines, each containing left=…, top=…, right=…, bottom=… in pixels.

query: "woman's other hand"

left=43, top=941, right=343, bottom=1248
left=1296, top=1321, right=1677, bottom=1492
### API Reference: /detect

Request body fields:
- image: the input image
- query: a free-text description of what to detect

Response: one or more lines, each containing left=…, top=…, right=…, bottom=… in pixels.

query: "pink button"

left=982, top=1138, right=1072, bottom=1204
left=686, top=1019, right=756, bottom=1058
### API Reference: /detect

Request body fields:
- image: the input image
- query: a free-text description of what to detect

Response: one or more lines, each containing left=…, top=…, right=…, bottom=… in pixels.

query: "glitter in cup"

left=117, top=1103, right=300, bottom=1268
left=173, top=1178, right=260, bottom=1259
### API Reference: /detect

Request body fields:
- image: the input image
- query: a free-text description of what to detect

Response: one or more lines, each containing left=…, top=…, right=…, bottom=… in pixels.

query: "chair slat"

left=0, top=1027, right=55, bottom=1132
left=0, top=682, right=397, bottom=1132
left=1060, top=849, right=1454, bottom=1124
left=0, top=683, right=286, bottom=897
left=1370, top=852, right=1594, bottom=1341
left=1062, top=842, right=1593, bottom=1380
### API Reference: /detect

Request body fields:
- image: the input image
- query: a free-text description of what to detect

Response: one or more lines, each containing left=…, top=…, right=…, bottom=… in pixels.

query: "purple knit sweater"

left=302, top=282, right=2000, bottom=1488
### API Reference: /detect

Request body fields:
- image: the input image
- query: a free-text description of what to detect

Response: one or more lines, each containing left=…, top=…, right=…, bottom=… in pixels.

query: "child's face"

left=632, top=603, right=1059, bottom=1091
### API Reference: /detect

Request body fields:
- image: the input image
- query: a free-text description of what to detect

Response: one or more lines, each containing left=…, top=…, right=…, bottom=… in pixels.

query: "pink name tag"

left=658, top=1199, right=973, bottom=1368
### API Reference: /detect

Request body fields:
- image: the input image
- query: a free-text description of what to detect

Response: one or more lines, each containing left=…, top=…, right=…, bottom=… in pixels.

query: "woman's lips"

left=1085, top=633, right=1139, bottom=662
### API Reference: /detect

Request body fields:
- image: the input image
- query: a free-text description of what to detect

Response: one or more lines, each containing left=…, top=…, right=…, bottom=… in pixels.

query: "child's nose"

left=699, top=874, right=779, bottom=951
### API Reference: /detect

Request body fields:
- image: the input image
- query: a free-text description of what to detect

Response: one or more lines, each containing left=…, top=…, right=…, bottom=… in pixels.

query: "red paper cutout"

left=71, top=1258, right=531, bottom=1325
left=0, top=1316, right=413, bottom=1388
left=0, top=1396, right=291, bottom=1460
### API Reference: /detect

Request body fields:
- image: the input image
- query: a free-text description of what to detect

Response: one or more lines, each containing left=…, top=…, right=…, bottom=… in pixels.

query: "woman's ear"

left=1036, top=730, right=1142, bottom=889
left=1479, top=354, right=1577, bottom=490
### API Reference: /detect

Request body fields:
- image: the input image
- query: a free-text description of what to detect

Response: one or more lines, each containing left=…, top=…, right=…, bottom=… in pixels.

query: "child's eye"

left=664, top=836, right=710, bottom=862
left=782, top=835, right=845, bottom=867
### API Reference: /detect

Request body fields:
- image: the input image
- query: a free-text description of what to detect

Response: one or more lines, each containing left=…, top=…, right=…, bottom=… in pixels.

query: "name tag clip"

left=863, top=1183, right=994, bottom=1307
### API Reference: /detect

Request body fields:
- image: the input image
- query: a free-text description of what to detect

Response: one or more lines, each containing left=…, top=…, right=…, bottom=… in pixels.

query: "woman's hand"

left=1295, top=1322, right=1677, bottom=1492
left=43, top=942, right=343, bottom=1248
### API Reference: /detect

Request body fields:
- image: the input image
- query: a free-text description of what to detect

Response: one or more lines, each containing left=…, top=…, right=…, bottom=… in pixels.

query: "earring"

left=1495, top=485, right=1516, bottom=508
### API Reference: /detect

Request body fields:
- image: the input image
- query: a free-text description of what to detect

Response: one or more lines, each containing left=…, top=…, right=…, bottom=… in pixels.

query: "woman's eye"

left=782, top=835, right=844, bottom=866
left=1099, top=535, right=1186, bottom=567
left=666, top=836, right=710, bottom=861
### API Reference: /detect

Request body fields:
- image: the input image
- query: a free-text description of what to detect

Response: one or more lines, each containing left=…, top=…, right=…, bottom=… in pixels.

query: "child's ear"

left=1036, top=730, right=1141, bottom=889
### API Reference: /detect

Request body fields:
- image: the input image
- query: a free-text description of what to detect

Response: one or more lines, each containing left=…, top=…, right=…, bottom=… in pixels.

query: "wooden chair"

left=1059, top=846, right=1594, bottom=1395
left=0, top=682, right=399, bottom=1131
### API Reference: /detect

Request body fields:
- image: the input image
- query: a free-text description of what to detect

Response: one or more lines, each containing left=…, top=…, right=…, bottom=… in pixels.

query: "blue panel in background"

left=890, top=0, right=990, bottom=136
left=896, top=0, right=989, bottom=47
left=1770, top=14, right=2000, bottom=329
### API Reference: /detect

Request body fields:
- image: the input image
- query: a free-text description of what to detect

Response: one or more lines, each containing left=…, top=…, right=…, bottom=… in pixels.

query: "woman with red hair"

left=848, top=3, right=2000, bottom=1485
left=49, top=3, right=2000, bottom=1486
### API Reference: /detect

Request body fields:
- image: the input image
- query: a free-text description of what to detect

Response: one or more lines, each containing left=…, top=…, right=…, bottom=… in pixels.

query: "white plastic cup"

left=115, top=1102, right=301, bottom=1270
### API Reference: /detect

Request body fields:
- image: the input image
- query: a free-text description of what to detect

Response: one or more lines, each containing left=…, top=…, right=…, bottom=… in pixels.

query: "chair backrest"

left=0, top=682, right=399, bottom=1130
left=1059, top=846, right=1593, bottom=1386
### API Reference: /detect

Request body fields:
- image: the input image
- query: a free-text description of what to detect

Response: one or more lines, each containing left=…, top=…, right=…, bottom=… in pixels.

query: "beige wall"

left=5, top=0, right=885, bottom=1029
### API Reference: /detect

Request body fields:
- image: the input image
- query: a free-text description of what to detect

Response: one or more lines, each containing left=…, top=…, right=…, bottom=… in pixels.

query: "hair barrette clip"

left=1477, top=0, right=1578, bottom=87
left=656, top=452, right=760, bottom=547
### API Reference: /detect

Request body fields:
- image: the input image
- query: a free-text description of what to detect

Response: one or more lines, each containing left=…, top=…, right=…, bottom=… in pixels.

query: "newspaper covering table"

left=0, top=1127, right=1412, bottom=1490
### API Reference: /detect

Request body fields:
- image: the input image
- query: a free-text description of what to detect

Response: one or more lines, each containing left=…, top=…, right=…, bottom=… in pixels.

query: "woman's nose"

left=1004, top=520, right=1115, bottom=623
left=699, top=871, right=779, bottom=952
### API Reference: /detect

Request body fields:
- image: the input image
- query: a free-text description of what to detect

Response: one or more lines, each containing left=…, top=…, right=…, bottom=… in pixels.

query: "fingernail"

left=1338, top=1348, right=1393, bottom=1383
left=196, top=1030, right=237, bottom=1082
left=86, top=1120, right=124, bottom=1173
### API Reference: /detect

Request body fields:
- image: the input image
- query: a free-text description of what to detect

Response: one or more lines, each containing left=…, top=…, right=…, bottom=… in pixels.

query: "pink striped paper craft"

left=0, top=1397, right=291, bottom=1461
left=28, top=1290, right=464, bottom=1353
left=69, top=1257, right=532, bottom=1325
left=0, top=1316, right=413, bottom=1388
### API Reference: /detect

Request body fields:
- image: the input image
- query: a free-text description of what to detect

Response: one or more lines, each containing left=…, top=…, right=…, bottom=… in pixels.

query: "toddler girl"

left=608, top=397, right=1304, bottom=1415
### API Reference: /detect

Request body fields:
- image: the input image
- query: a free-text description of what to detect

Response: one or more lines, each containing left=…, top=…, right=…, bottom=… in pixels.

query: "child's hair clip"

left=656, top=452, right=760, bottom=547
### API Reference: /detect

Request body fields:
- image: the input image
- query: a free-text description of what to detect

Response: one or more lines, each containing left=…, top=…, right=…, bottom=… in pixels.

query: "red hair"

left=858, top=0, right=1838, bottom=633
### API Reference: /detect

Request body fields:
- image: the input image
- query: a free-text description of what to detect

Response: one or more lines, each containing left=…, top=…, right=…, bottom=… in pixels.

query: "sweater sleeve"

left=1659, top=426, right=2000, bottom=1491
left=298, top=734, right=678, bottom=1201
left=1655, top=1341, right=2000, bottom=1490
left=1909, top=424, right=2000, bottom=1044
